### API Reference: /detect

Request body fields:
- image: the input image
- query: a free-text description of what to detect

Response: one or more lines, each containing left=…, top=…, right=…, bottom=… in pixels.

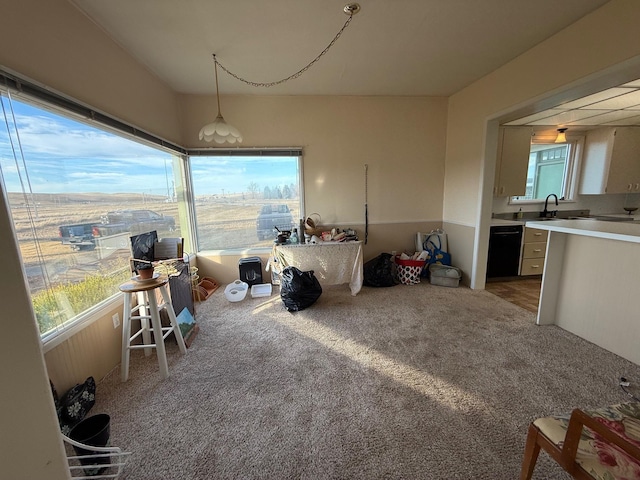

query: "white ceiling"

left=69, top=0, right=611, bottom=97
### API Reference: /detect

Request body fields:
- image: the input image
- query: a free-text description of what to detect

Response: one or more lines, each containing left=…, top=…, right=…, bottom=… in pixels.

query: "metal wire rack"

left=63, top=434, right=131, bottom=479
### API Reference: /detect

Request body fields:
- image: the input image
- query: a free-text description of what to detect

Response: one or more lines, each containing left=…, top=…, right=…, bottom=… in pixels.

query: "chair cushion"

left=534, top=403, right=640, bottom=479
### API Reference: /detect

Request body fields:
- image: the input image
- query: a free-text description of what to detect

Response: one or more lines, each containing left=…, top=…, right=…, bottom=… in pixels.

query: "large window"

left=511, top=141, right=579, bottom=202
left=190, top=154, right=303, bottom=250
left=0, top=92, right=188, bottom=341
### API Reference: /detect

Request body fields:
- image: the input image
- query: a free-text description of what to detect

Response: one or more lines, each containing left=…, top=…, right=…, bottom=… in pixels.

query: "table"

left=272, top=241, right=364, bottom=295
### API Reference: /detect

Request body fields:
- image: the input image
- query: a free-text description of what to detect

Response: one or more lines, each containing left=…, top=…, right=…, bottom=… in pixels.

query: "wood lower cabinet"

left=520, top=227, right=548, bottom=276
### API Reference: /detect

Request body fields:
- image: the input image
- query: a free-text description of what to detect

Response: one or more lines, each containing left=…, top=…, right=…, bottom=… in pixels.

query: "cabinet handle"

left=628, top=183, right=633, bottom=191
left=534, top=233, right=542, bottom=236
left=636, top=183, right=639, bottom=191
left=531, top=265, right=540, bottom=269
left=533, top=249, right=542, bottom=252
left=499, top=186, right=505, bottom=195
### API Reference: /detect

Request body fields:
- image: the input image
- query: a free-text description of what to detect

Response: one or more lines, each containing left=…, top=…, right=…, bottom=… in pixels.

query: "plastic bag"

left=363, top=253, right=397, bottom=287
left=426, top=236, right=451, bottom=266
left=280, top=266, right=323, bottom=311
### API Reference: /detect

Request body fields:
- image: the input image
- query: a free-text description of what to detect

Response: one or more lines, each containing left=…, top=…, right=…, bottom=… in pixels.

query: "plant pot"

left=68, top=413, right=111, bottom=476
left=138, top=266, right=155, bottom=279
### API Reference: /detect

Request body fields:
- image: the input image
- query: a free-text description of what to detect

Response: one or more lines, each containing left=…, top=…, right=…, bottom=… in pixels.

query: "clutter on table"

left=302, top=213, right=358, bottom=243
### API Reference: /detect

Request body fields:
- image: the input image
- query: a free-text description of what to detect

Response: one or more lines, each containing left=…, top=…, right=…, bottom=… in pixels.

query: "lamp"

left=199, top=3, right=361, bottom=143
left=555, top=128, right=568, bottom=143
left=199, top=54, right=242, bottom=144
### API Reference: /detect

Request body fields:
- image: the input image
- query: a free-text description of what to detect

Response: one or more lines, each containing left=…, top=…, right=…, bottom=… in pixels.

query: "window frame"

left=0, top=73, right=194, bottom=346
left=509, top=136, right=584, bottom=205
left=186, top=149, right=305, bottom=254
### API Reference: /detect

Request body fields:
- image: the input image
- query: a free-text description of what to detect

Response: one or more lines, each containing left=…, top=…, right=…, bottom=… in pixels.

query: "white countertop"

left=526, top=219, right=640, bottom=244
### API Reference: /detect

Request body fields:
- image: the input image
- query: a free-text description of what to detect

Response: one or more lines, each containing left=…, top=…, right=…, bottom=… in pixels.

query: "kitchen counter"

left=526, top=219, right=640, bottom=243
left=531, top=219, right=640, bottom=365
left=490, top=218, right=525, bottom=227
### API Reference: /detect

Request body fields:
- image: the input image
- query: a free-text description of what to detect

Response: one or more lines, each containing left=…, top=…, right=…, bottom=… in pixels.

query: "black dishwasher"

left=487, top=225, right=523, bottom=278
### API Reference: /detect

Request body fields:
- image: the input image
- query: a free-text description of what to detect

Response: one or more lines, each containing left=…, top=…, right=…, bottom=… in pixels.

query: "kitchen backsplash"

left=492, top=192, right=639, bottom=217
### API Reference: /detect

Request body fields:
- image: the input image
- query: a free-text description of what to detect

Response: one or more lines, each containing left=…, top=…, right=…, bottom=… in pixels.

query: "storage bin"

left=239, top=257, right=263, bottom=286
left=251, top=283, right=273, bottom=298
left=429, top=264, right=461, bottom=288
left=395, top=257, right=426, bottom=285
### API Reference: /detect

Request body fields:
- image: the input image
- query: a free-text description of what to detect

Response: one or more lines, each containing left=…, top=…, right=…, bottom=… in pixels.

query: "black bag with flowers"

left=52, top=376, right=96, bottom=434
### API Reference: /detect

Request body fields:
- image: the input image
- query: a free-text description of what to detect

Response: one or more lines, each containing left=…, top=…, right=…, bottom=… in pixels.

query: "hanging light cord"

left=214, top=7, right=358, bottom=88
left=364, top=163, right=368, bottom=245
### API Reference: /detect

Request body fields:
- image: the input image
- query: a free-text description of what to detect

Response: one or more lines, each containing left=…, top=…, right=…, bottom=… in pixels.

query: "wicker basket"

left=304, top=213, right=324, bottom=237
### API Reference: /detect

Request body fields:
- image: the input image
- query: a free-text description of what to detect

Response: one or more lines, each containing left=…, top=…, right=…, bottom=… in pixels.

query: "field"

left=8, top=192, right=299, bottom=295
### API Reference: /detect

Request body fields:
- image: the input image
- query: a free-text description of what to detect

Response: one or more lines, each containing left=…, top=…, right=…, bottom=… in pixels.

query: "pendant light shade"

left=199, top=114, right=242, bottom=144
left=199, top=55, right=242, bottom=144
left=555, top=128, right=568, bottom=143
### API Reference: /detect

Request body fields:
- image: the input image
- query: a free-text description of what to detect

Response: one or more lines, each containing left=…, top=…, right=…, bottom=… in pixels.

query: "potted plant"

left=137, top=263, right=155, bottom=280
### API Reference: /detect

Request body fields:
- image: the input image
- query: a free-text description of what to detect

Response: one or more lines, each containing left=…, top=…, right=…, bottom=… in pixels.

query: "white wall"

left=444, top=0, right=640, bottom=288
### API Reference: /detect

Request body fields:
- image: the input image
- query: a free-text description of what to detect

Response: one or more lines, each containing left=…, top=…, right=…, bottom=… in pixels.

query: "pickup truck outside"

left=59, top=209, right=175, bottom=250
left=256, top=204, right=294, bottom=240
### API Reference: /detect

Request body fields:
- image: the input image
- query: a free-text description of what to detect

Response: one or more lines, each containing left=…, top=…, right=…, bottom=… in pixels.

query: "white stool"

left=119, top=276, right=187, bottom=381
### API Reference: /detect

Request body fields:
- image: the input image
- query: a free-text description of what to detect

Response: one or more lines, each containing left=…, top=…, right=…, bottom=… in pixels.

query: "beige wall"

left=0, top=0, right=182, bottom=144
left=44, top=304, right=123, bottom=394
left=182, top=94, right=448, bottom=224
left=444, top=0, right=640, bottom=288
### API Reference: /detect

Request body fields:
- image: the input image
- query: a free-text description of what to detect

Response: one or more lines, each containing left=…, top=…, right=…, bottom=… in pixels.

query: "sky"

left=0, top=95, right=298, bottom=196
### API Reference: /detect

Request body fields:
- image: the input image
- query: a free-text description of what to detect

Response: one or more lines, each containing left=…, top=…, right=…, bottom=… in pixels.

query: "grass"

left=33, top=268, right=131, bottom=334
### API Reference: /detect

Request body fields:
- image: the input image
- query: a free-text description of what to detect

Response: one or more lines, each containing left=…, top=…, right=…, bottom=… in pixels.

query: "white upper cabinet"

left=579, top=127, right=640, bottom=194
left=494, top=126, right=532, bottom=197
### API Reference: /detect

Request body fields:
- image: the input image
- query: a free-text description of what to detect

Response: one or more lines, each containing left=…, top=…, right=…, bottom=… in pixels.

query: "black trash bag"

left=363, top=253, right=397, bottom=287
left=280, top=266, right=322, bottom=311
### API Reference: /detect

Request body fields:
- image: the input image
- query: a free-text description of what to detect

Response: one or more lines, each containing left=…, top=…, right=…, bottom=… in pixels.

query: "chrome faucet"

left=541, top=194, right=559, bottom=218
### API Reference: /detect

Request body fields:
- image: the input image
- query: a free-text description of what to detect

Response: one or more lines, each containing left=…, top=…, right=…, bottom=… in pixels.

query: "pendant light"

left=555, top=127, right=568, bottom=143
left=199, top=3, right=361, bottom=143
left=199, top=54, right=242, bottom=144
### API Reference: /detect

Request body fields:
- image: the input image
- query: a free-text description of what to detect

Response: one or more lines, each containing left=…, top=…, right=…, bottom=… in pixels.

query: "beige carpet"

left=92, top=281, right=640, bottom=479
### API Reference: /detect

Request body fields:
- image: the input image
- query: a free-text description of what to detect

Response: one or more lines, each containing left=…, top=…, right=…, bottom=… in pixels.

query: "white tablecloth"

left=272, top=241, right=364, bottom=295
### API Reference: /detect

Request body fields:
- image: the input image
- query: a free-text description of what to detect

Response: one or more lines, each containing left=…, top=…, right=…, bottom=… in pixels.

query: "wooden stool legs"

left=120, top=282, right=187, bottom=382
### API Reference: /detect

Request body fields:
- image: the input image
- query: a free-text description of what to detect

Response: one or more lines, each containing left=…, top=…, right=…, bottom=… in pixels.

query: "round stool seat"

left=119, top=276, right=169, bottom=293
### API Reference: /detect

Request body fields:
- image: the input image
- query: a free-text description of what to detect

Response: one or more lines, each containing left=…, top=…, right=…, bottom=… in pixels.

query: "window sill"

left=197, top=247, right=273, bottom=256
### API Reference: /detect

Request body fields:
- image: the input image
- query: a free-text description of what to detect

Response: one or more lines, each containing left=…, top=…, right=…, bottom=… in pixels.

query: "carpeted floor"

left=92, top=281, right=640, bottom=479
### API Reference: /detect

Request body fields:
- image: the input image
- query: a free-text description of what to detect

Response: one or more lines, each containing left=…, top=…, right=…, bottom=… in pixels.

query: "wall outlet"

left=112, top=313, right=120, bottom=329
